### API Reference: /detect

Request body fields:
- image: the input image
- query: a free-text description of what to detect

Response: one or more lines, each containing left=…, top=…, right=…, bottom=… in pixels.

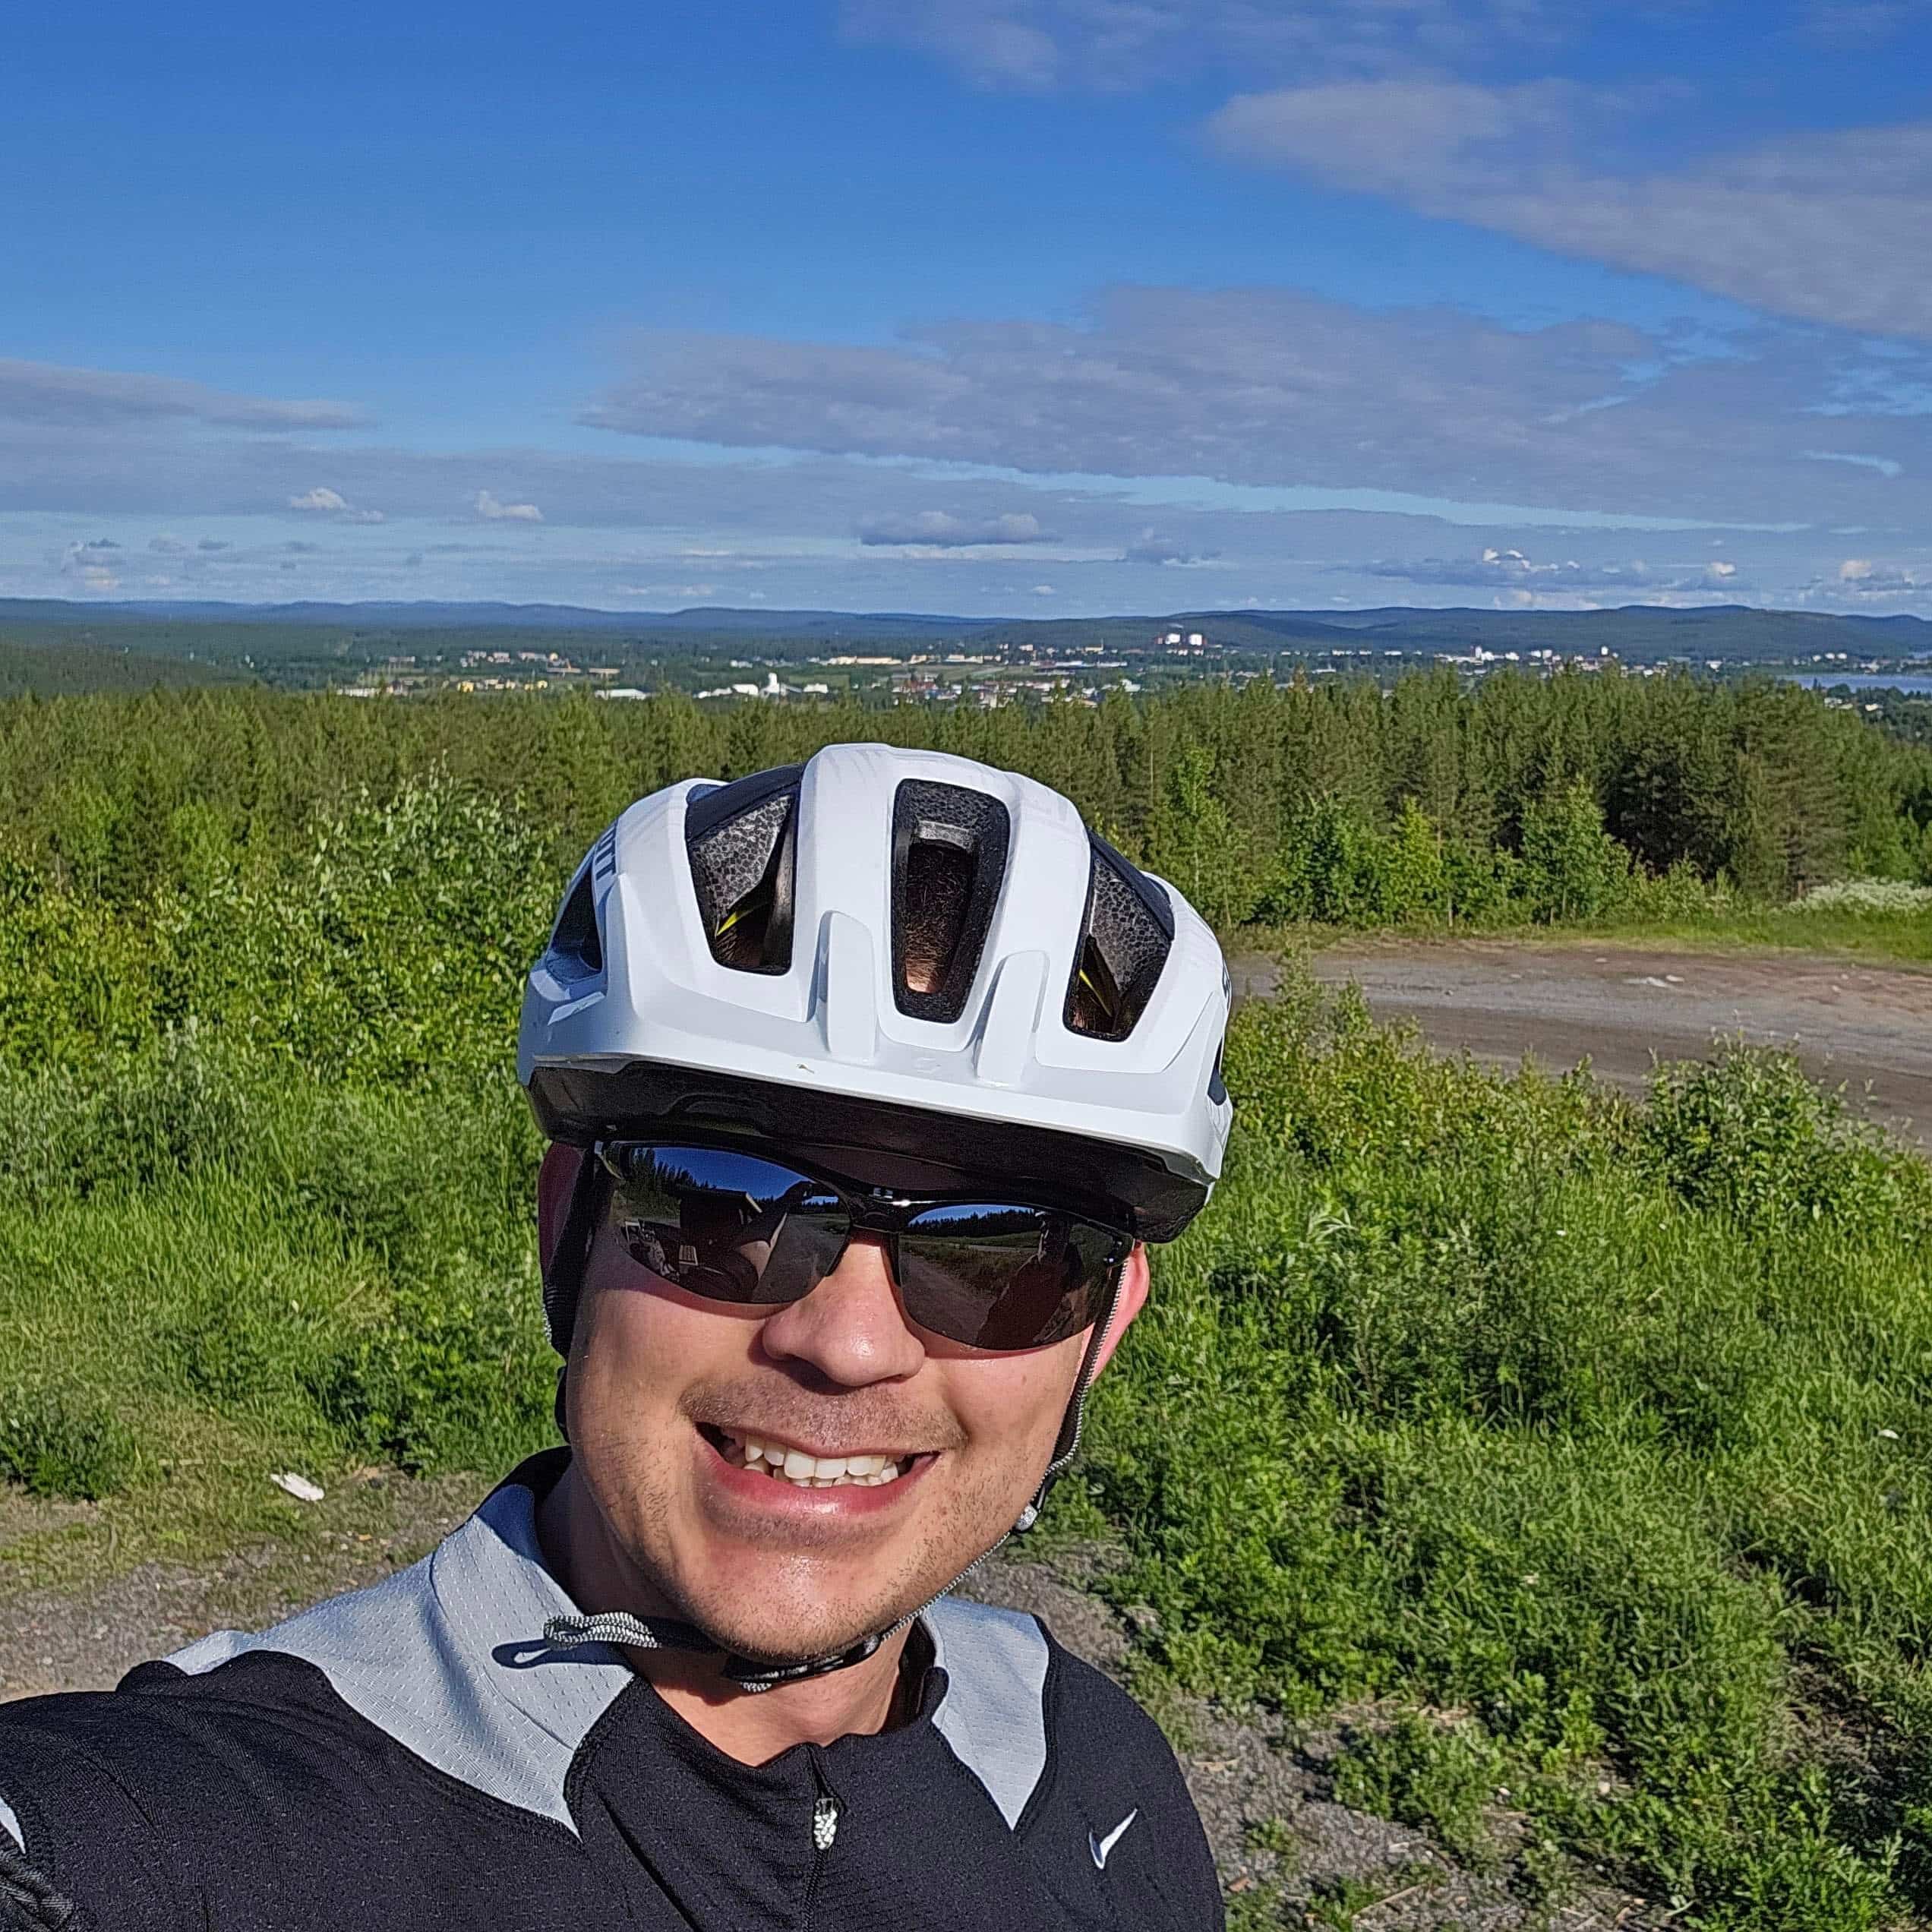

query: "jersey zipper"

left=803, top=1753, right=842, bottom=1927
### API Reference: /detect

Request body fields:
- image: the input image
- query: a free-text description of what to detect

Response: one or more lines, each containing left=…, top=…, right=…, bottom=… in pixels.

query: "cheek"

left=939, top=1337, right=1086, bottom=1469
left=567, top=1269, right=747, bottom=1436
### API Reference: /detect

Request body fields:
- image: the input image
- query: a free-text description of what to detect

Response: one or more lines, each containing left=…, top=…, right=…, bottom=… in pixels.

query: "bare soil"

left=1236, top=939, right=1932, bottom=1148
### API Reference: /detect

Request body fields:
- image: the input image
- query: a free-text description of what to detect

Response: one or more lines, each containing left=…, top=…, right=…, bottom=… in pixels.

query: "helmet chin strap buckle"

left=541, top=1611, right=886, bottom=1694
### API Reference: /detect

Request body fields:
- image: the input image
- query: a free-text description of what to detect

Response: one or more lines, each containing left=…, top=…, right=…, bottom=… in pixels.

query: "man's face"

left=544, top=1144, right=1148, bottom=1666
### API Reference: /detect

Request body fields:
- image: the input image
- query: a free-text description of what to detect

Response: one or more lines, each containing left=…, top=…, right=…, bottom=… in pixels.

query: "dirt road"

left=1236, top=939, right=1932, bottom=1147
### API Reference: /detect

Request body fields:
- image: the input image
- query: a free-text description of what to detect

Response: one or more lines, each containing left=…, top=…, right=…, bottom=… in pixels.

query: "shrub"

left=153, top=774, right=557, bottom=1085
left=308, top=1278, right=554, bottom=1475
left=0, top=1384, right=136, bottom=1500
left=1641, top=1043, right=1928, bottom=1230
left=1332, top=1711, right=1513, bottom=1866
left=1519, top=781, right=1634, bottom=924
left=1068, top=977, right=1932, bottom=1923
left=1795, top=878, right=1932, bottom=917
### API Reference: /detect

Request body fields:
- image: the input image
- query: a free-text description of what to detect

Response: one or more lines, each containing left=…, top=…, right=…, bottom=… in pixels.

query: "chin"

left=674, top=1547, right=935, bottom=1664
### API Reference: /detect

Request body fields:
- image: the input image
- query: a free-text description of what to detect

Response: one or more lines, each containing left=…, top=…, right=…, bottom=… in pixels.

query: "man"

left=0, top=744, right=1233, bottom=1930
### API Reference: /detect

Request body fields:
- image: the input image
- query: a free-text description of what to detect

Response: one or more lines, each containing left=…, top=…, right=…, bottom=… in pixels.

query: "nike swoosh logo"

left=1089, top=1808, right=1139, bottom=1870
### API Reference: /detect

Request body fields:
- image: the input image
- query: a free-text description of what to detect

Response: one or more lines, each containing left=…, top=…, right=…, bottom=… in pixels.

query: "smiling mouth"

left=700, top=1425, right=919, bottom=1489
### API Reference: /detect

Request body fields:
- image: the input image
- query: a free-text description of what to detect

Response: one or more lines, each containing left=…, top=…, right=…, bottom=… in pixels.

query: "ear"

left=1085, top=1242, right=1151, bottom=1383
left=537, top=1142, right=589, bottom=1280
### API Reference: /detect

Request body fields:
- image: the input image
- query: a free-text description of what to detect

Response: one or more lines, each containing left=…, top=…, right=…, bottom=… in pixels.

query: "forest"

left=3, top=669, right=1929, bottom=949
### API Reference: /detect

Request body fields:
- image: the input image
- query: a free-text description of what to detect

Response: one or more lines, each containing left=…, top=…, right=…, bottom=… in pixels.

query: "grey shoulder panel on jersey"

left=166, top=1471, right=1053, bottom=1838
left=0, top=1802, right=18, bottom=1852
left=166, top=1479, right=633, bottom=1833
left=923, top=1594, right=1051, bottom=1829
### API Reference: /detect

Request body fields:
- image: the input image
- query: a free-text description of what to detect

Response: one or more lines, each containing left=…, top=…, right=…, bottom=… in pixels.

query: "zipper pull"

left=811, top=1795, right=840, bottom=1853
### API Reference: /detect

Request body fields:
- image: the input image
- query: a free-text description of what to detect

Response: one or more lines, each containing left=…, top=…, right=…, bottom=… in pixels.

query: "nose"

left=756, top=1233, right=926, bottom=1386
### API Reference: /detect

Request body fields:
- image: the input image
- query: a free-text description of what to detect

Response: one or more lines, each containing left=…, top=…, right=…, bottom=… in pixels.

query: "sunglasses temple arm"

left=1012, top=1258, right=1128, bottom=1535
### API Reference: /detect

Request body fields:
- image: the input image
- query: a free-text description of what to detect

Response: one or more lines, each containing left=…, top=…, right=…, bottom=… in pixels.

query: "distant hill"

left=0, top=599, right=997, bottom=641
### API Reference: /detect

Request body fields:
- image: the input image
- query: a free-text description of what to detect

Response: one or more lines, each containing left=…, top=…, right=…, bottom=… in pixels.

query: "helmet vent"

left=685, top=766, right=803, bottom=976
left=891, top=779, right=1011, bottom=1023
left=1063, top=834, right=1173, bottom=1042
left=548, top=865, right=603, bottom=980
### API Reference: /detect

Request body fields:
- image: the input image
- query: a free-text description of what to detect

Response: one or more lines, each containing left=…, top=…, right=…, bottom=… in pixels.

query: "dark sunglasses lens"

left=608, top=1145, right=848, bottom=1304
left=898, top=1205, right=1119, bottom=1350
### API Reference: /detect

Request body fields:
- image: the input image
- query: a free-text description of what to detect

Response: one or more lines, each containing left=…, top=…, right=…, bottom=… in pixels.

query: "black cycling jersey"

left=0, top=1451, right=1222, bottom=1931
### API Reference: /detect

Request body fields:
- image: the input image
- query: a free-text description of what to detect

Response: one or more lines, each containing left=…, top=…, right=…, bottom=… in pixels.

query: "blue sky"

left=8, top=0, right=1932, bottom=615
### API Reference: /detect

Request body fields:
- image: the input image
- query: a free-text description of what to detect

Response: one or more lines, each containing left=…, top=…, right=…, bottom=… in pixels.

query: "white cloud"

left=1032, top=582, right=1056, bottom=595
left=839, top=0, right=1612, bottom=92
left=1818, top=555, right=1927, bottom=601
left=1356, top=545, right=1753, bottom=596
left=59, top=538, right=122, bottom=592
left=475, top=488, right=544, bottom=522
left=1123, top=527, right=1219, bottom=565
left=858, top=509, right=1047, bottom=546
left=583, top=289, right=1931, bottom=528
left=289, top=485, right=385, bottom=522
left=1802, top=449, right=1905, bottom=478
left=1207, top=83, right=1932, bottom=339
left=3, top=329, right=1922, bottom=612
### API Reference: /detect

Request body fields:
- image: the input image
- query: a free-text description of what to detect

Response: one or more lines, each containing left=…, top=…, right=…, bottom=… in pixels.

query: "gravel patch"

left=1232, top=940, right=1932, bottom=1150
left=0, top=1473, right=485, bottom=1700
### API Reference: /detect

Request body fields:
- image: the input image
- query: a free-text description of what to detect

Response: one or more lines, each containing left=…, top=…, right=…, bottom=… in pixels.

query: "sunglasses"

left=593, top=1141, right=1131, bottom=1352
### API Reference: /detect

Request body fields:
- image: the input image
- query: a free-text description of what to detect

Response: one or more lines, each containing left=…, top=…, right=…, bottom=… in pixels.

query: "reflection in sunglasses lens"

left=605, top=1147, right=1118, bottom=1346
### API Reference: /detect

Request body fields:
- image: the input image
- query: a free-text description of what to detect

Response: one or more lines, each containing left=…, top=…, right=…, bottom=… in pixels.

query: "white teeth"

left=721, top=1434, right=907, bottom=1488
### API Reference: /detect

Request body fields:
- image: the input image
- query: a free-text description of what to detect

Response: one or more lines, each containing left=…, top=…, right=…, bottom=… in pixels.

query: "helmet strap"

left=1013, top=1261, right=1127, bottom=1533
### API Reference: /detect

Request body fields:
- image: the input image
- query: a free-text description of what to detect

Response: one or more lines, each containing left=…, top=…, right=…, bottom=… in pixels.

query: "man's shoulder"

left=0, top=1660, right=337, bottom=1932
left=927, top=1592, right=1219, bottom=1921
left=926, top=1590, right=1187, bottom=1788
left=0, top=1453, right=594, bottom=1848
left=0, top=1455, right=601, bottom=1932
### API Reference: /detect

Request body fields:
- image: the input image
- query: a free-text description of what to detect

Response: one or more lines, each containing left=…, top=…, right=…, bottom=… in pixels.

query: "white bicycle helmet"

left=519, top=742, right=1232, bottom=1252
left=517, top=743, right=1233, bottom=1686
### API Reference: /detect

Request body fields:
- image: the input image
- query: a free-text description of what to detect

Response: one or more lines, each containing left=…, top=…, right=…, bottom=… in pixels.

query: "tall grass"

left=0, top=1037, right=553, bottom=1537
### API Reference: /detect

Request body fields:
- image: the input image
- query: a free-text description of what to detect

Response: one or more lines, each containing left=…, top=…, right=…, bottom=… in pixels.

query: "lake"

left=1786, top=672, right=1932, bottom=696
